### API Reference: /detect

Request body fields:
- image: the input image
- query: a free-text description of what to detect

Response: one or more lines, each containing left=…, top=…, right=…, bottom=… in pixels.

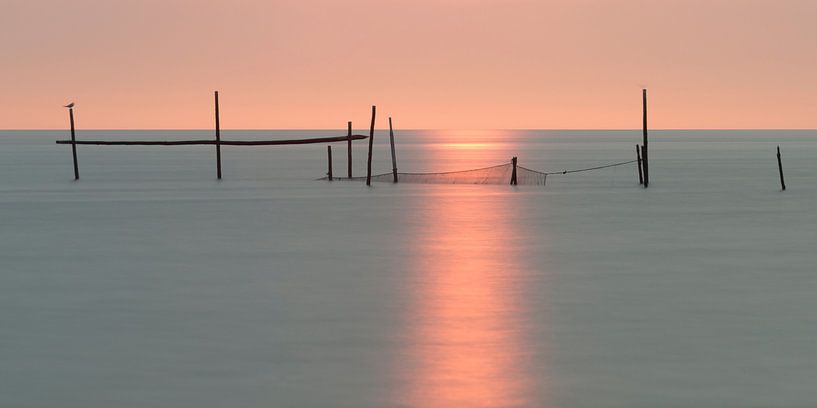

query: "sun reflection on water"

left=396, top=186, right=537, bottom=407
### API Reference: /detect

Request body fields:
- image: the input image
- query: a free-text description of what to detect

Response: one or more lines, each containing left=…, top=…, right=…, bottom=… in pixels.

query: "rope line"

left=390, top=162, right=509, bottom=176
left=519, top=159, right=638, bottom=176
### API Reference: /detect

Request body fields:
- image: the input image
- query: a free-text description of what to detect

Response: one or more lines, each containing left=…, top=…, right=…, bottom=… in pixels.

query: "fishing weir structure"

left=58, top=90, right=665, bottom=188
left=324, top=90, right=651, bottom=186
left=56, top=91, right=370, bottom=180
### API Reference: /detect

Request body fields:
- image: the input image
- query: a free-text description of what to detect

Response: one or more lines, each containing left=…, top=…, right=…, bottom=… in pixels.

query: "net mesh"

left=322, top=159, right=637, bottom=186
left=372, top=163, right=547, bottom=185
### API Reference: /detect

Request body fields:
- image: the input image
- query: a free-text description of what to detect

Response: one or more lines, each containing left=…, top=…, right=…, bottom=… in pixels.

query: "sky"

left=2, top=0, right=816, bottom=129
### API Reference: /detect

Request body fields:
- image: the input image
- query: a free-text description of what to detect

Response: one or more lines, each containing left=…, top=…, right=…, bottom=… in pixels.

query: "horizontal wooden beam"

left=56, top=134, right=368, bottom=146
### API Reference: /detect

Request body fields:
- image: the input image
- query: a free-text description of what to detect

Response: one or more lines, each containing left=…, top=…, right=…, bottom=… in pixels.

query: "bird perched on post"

left=64, top=102, right=74, bottom=108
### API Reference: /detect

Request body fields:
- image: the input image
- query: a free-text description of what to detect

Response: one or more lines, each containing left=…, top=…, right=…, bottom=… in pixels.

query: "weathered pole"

left=327, top=145, right=333, bottom=181
left=347, top=121, right=353, bottom=178
left=777, top=146, right=786, bottom=191
left=388, top=117, right=398, bottom=183
left=214, top=91, right=222, bottom=180
left=68, top=107, right=79, bottom=180
left=56, top=135, right=367, bottom=146
left=642, top=89, right=649, bottom=188
left=366, top=106, right=376, bottom=186
left=510, top=156, right=518, bottom=185
left=636, top=144, right=643, bottom=185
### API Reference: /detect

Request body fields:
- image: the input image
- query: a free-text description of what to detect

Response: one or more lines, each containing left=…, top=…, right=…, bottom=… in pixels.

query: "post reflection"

left=396, top=187, right=536, bottom=407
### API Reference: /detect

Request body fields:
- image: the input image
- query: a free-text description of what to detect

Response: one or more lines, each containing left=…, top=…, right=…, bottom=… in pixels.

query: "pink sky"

left=3, top=0, right=816, bottom=129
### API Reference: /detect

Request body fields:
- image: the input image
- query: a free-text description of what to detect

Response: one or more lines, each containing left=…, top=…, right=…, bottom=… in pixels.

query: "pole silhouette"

left=327, top=145, right=333, bottom=181
left=214, top=91, right=222, bottom=179
left=366, top=106, right=376, bottom=186
left=642, top=89, right=649, bottom=188
left=347, top=121, right=353, bottom=178
left=68, top=107, right=79, bottom=180
left=777, top=146, right=786, bottom=191
left=389, top=117, right=398, bottom=183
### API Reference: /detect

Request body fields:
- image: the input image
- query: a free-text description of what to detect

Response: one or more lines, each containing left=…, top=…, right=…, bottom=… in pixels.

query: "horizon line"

left=3, top=128, right=817, bottom=132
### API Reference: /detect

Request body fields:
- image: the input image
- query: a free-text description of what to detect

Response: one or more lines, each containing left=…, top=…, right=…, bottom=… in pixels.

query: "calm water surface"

left=1, top=130, right=816, bottom=407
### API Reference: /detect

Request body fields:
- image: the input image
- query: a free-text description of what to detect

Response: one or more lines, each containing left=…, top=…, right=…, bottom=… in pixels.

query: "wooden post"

left=642, top=89, right=649, bottom=188
left=388, top=117, right=398, bottom=183
left=327, top=145, right=333, bottom=181
left=777, top=146, right=786, bottom=191
left=366, top=106, right=376, bottom=186
left=347, top=121, right=353, bottom=178
left=510, top=157, right=518, bottom=185
left=68, top=108, right=79, bottom=180
left=214, top=91, right=222, bottom=180
left=636, top=144, right=644, bottom=185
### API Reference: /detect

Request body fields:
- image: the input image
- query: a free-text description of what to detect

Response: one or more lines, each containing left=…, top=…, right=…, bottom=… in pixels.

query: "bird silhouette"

left=64, top=102, right=74, bottom=108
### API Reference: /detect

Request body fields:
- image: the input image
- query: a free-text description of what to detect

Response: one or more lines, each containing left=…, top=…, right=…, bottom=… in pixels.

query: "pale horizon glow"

left=3, top=0, right=816, bottom=130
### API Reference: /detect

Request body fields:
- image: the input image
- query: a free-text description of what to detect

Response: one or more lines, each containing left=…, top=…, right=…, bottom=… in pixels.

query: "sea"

left=1, top=129, right=816, bottom=407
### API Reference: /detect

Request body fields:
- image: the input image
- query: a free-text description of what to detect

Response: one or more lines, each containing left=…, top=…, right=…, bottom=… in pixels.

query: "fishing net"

left=369, top=163, right=547, bottom=185
left=322, top=159, right=637, bottom=186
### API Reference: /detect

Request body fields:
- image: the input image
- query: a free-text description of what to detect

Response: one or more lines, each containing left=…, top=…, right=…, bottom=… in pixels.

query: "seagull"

left=64, top=102, right=74, bottom=108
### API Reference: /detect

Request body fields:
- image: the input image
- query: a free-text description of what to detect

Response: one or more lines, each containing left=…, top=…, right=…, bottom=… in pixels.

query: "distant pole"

left=327, top=145, right=333, bottom=181
left=366, top=106, right=376, bottom=186
left=636, top=144, right=644, bottom=185
left=777, top=146, right=786, bottom=191
left=642, top=89, right=649, bottom=188
left=347, top=121, right=353, bottom=178
left=510, top=157, right=518, bottom=185
left=388, top=117, right=398, bottom=183
left=214, top=91, right=222, bottom=180
left=68, top=107, right=79, bottom=180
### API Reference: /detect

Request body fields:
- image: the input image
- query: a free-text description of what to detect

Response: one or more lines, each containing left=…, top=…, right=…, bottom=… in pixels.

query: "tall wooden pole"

left=388, top=117, right=398, bottom=183
left=215, top=91, right=222, bottom=180
left=642, top=89, right=649, bottom=188
left=327, top=145, right=333, bottom=181
left=68, top=108, right=79, bottom=180
left=510, top=157, right=518, bottom=185
left=636, top=144, right=643, bottom=185
left=777, top=146, right=786, bottom=191
left=366, top=106, right=376, bottom=186
left=347, top=121, right=353, bottom=178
